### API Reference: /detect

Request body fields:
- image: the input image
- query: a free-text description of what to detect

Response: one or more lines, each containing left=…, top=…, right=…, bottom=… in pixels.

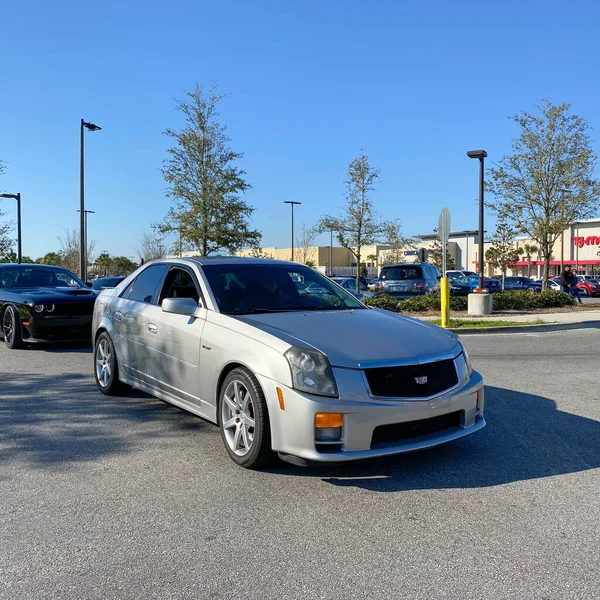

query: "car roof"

left=0, top=263, right=66, bottom=269
left=148, top=257, right=302, bottom=268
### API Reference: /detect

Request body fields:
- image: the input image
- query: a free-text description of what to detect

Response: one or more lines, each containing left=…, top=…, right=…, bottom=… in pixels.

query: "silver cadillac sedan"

left=92, top=257, right=484, bottom=468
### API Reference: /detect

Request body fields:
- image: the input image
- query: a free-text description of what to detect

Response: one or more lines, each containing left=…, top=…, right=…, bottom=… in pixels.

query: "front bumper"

left=22, top=316, right=93, bottom=343
left=258, top=369, right=485, bottom=462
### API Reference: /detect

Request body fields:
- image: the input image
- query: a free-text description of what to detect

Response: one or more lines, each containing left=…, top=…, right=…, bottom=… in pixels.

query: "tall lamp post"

left=80, top=119, right=102, bottom=281
left=77, top=209, right=95, bottom=275
left=283, top=201, right=301, bottom=261
left=0, top=192, right=21, bottom=263
left=467, top=150, right=488, bottom=290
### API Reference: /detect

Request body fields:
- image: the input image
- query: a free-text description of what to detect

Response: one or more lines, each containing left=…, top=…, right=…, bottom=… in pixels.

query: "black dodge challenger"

left=0, top=264, right=97, bottom=349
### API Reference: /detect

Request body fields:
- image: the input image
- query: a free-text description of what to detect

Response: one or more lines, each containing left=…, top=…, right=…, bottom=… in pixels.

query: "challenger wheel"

left=3, top=306, right=24, bottom=349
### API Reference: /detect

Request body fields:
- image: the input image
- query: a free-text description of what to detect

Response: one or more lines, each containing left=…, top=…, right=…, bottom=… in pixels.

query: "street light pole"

left=77, top=209, right=95, bottom=272
left=80, top=119, right=102, bottom=281
left=283, top=201, right=301, bottom=261
left=467, top=150, right=488, bottom=291
left=0, top=192, right=21, bottom=263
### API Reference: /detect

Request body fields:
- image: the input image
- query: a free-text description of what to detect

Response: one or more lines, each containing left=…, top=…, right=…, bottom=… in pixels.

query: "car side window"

left=159, top=267, right=200, bottom=304
left=127, top=265, right=168, bottom=304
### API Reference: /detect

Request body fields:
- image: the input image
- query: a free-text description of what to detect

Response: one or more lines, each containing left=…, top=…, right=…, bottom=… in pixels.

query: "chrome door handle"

left=148, top=323, right=158, bottom=334
left=114, top=311, right=123, bottom=321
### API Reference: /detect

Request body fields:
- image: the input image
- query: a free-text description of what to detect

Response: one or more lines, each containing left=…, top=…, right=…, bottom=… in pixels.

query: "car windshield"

left=202, top=263, right=365, bottom=314
left=0, top=266, right=86, bottom=289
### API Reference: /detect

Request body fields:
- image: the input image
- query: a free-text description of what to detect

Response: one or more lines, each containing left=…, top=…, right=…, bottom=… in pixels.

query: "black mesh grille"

left=364, top=358, right=458, bottom=398
left=371, top=411, right=461, bottom=447
left=51, top=303, right=95, bottom=317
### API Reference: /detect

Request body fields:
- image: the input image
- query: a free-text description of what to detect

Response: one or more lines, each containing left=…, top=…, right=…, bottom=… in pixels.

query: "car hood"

left=237, top=308, right=461, bottom=368
left=5, top=287, right=97, bottom=302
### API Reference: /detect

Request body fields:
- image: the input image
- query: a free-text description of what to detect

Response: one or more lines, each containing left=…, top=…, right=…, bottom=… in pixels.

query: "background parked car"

left=375, top=263, right=441, bottom=298
left=0, top=263, right=97, bottom=349
left=331, top=277, right=373, bottom=300
left=446, top=270, right=477, bottom=280
left=92, top=276, right=126, bottom=291
left=574, top=276, right=600, bottom=297
left=449, top=276, right=501, bottom=296
left=502, top=277, right=542, bottom=292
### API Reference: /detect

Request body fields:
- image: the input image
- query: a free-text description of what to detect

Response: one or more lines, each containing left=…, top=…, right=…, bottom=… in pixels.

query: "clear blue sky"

left=2, top=0, right=599, bottom=260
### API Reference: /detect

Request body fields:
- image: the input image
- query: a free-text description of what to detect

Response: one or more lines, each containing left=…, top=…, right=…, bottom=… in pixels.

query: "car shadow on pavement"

left=0, top=372, right=213, bottom=470
left=271, top=385, right=600, bottom=491
left=26, top=341, right=93, bottom=353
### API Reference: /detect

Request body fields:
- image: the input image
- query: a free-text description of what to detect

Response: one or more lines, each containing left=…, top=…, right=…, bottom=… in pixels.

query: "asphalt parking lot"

left=1, top=329, right=599, bottom=600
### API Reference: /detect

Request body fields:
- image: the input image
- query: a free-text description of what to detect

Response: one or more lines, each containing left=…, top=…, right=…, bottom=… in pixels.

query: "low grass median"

left=426, top=318, right=549, bottom=329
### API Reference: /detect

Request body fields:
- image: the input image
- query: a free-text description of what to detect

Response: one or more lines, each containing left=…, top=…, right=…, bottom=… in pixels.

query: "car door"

left=142, top=265, right=207, bottom=405
left=111, top=264, right=169, bottom=379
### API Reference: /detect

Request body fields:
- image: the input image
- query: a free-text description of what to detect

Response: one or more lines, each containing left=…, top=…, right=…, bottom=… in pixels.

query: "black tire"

left=218, top=367, right=273, bottom=469
left=3, top=306, right=24, bottom=349
left=94, top=331, right=127, bottom=395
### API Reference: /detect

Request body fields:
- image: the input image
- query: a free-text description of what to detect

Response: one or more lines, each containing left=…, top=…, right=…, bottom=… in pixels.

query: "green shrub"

left=449, top=296, right=468, bottom=311
left=397, top=295, right=441, bottom=312
left=365, top=295, right=401, bottom=312
left=492, top=290, right=574, bottom=310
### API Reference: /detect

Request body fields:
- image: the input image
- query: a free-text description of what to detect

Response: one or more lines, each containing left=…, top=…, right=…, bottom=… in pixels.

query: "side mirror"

left=85, top=281, right=93, bottom=288
left=162, top=297, right=198, bottom=316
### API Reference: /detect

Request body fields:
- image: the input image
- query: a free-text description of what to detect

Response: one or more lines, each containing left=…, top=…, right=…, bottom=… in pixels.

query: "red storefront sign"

left=573, top=236, right=600, bottom=248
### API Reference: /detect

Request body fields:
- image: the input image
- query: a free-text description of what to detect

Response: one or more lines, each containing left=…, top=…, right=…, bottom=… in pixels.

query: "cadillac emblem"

left=414, top=376, right=428, bottom=385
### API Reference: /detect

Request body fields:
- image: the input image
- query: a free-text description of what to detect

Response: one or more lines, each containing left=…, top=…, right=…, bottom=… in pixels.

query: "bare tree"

left=296, top=223, right=317, bottom=265
left=380, top=219, right=410, bottom=265
left=0, top=159, right=14, bottom=257
left=58, top=229, right=96, bottom=277
left=136, top=232, right=167, bottom=263
left=318, top=150, right=389, bottom=292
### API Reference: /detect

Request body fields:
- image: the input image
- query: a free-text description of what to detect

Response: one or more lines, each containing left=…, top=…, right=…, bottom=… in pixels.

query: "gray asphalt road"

left=1, top=330, right=599, bottom=600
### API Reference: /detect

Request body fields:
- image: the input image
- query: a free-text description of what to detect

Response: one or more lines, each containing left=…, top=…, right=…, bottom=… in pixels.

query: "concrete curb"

left=448, top=320, right=600, bottom=335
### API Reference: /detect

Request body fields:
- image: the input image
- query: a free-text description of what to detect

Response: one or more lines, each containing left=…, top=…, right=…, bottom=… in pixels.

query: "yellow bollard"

left=440, top=277, right=450, bottom=328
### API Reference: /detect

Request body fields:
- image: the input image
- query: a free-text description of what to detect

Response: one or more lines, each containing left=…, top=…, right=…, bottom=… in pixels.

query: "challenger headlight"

left=34, top=304, right=44, bottom=313
left=46, top=304, right=55, bottom=313
left=285, top=347, right=338, bottom=397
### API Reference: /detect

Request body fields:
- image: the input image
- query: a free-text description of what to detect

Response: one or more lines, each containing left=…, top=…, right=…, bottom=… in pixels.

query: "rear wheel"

left=94, top=332, right=127, bottom=395
left=218, top=368, right=272, bottom=469
left=3, top=306, right=24, bottom=349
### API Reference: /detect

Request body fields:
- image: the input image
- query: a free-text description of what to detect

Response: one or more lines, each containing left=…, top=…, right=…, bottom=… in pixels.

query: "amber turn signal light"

left=315, top=413, right=343, bottom=428
left=276, top=387, right=285, bottom=410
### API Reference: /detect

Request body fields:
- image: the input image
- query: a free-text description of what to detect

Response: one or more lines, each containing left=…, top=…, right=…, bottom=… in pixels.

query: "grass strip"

left=427, top=318, right=549, bottom=328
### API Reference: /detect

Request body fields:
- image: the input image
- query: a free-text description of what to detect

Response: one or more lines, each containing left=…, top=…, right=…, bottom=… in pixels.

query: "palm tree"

left=519, top=243, right=539, bottom=278
left=96, top=252, right=112, bottom=277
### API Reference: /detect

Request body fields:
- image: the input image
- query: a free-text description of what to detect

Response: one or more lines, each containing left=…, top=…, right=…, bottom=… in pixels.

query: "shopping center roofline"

left=417, top=229, right=483, bottom=240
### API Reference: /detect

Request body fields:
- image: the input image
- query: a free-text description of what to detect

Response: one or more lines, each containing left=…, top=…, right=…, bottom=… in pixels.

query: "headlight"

left=34, top=304, right=44, bottom=313
left=46, top=304, right=55, bottom=313
left=452, top=333, right=472, bottom=377
left=284, top=347, right=338, bottom=397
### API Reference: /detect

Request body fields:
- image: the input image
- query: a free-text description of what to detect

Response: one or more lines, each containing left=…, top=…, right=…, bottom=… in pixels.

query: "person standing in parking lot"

left=560, top=266, right=573, bottom=294
left=571, top=269, right=583, bottom=304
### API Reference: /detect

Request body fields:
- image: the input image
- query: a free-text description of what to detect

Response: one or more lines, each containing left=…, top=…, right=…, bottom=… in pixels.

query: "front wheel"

left=3, top=306, right=24, bottom=349
left=94, top=332, right=127, bottom=395
left=218, top=368, right=272, bottom=469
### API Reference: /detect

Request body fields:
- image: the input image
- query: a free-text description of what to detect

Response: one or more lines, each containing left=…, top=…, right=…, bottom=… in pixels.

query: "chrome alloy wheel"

left=3, top=309, right=14, bottom=345
left=221, top=380, right=255, bottom=456
left=95, top=337, right=113, bottom=388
